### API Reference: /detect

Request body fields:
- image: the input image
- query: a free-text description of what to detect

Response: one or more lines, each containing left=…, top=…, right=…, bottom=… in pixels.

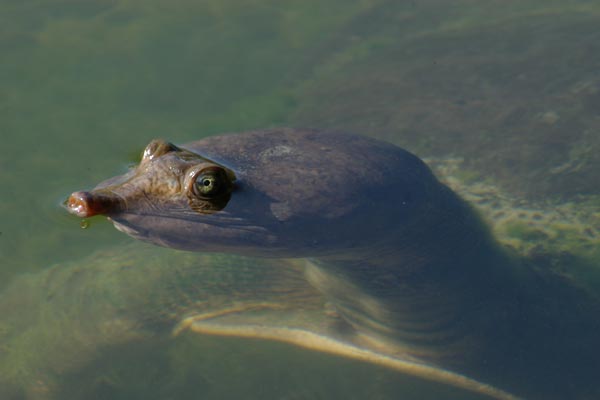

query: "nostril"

left=66, top=191, right=95, bottom=217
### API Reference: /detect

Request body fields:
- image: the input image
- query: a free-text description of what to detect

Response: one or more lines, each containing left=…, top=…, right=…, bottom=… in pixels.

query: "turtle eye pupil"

left=194, top=173, right=220, bottom=198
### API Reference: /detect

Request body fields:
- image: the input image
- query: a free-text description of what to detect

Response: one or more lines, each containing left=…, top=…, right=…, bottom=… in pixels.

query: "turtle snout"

left=66, top=190, right=124, bottom=218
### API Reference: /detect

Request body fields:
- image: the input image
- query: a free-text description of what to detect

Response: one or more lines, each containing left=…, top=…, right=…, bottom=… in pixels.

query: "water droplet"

left=80, top=220, right=90, bottom=229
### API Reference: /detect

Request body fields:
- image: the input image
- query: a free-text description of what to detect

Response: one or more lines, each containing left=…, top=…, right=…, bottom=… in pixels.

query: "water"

left=1, top=1, right=599, bottom=399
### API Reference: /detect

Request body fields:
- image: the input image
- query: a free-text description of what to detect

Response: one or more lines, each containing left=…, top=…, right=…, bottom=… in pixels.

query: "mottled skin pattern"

left=67, top=128, right=600, bottom=400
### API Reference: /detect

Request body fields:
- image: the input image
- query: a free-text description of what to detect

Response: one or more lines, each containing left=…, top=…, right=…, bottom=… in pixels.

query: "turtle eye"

left=191, top=167, right=232, bottom=199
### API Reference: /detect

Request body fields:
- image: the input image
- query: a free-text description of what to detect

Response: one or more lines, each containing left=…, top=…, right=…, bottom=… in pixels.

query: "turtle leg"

left=174, top=305, right=520, bottom=400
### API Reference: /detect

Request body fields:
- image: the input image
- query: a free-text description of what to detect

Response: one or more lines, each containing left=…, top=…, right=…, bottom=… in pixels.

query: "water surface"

left=1, top=1, right=599, bottom=399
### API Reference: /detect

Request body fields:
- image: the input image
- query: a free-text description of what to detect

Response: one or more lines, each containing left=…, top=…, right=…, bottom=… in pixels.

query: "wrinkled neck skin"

left=307, top=182, right=519, bottom=365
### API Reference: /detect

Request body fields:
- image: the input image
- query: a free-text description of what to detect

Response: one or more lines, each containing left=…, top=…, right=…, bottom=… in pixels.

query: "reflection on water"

left=1, top=0, right=599, bottom=399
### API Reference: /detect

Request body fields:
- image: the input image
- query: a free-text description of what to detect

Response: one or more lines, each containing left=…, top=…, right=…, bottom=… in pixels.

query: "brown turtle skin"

left=66, top=128, right=600, bottom=399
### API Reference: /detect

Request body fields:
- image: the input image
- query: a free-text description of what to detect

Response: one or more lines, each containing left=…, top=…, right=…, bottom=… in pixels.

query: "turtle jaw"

left=110, top=217, right=142, bottom=237
left=106, top=210, right=284, bottom=256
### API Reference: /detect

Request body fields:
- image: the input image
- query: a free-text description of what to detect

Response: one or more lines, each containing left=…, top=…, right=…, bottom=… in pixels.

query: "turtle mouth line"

left=108, top=211, right=271, bottom=237
left=108, top=213, right=281, bottom=254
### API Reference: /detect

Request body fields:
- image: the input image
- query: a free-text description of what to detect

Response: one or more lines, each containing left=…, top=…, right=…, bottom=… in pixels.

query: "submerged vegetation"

left=1, top=0, right=599, bottom=280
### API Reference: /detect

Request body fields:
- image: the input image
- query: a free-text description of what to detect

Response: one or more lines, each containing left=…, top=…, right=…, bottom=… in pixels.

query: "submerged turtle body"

left=66, top=128, right=600, bottom=400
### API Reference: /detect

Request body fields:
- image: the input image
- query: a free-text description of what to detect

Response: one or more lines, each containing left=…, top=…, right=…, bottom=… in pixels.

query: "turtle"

left=65, top=128, right=600, bottom=400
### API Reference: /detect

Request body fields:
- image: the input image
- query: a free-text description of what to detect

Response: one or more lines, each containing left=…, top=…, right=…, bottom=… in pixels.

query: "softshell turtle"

left=66, top=128, right=600, bottom=400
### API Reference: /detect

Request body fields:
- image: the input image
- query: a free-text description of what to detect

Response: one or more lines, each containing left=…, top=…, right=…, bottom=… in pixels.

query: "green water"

left=1, top=0, right=599, bottom=399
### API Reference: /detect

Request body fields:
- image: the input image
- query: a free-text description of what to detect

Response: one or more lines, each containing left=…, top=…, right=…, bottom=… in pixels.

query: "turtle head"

left=68, top=139, right=235, bottom=219
left=66, top=130, right=438, bottom=258
left=66, top=139, right=256, bottom=252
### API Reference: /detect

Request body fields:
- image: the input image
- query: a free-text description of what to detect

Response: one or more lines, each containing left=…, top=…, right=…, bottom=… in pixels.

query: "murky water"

left=1, top=1, right=599, bottom=399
